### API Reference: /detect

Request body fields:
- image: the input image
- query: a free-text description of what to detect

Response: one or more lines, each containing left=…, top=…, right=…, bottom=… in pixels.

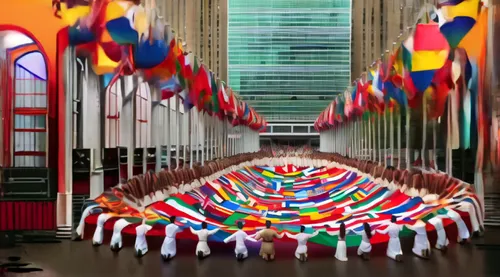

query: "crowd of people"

left=136, top=216, right=436, bottom=263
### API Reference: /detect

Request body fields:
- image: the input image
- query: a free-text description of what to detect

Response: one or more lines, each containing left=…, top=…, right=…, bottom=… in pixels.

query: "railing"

left=0, top=168, right=56, bottom=200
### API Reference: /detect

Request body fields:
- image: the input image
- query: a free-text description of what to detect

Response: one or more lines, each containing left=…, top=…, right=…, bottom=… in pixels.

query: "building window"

left=135, top=82, right=151, bottom=148
left=13, top=52, right=48, bottom=167
left=105, top=79, right=122, bottom=148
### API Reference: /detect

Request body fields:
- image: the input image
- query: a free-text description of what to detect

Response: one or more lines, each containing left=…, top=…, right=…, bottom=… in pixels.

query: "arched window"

left=13, top=51, right=48, bottom=167
left=135, top=82, right=151, bottom=148
left=105, top=80, right=122, bottom=148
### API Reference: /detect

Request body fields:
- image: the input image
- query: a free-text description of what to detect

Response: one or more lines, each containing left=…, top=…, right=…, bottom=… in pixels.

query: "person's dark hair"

left=237, top=221, right=244, bottom=229
left=391, top=215, right=397, bottom=223
left=363, top=222, right=372, bottom=239
left=202, top=222, right=208, bottom=229
left=339, top=222, right=346, bottom=240
left=265, top=220, right=271, bottom=228
left=170, top=216, right=176, bottom=224
left=300, top=226, right=305, bottom=233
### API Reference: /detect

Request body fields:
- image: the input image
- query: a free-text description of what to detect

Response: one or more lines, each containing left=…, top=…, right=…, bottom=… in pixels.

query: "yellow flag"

left=441, top=0, right=480, bottom=20
left=59, top=3, right=90, bottom=26
left=93, top=44, right=119, bottom=75
left=411, top=50, right=448, bottom=72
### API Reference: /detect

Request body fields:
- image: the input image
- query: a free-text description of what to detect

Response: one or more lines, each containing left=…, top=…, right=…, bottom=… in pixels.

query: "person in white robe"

left=223, top=221, right=257, bottom=261
left=161, top=216, right=184, bottom=261
left=447, top=207, right=470, bottom=244
left=428, top=216, right=449, bottom=251
left=190, top=222, right=219, bottom=259
left=92, top=213, right=113, bottom=246
left=284, top=225, right=319, bottom=262
left=377, top=216, right=403, bottom=262
left=135, top=218, right=153, bottom=257
left=324, top=223, right=348, bottom=262
left=353, top=222, right=375, bottom=260
left=110, top=219, right=132, bottom=252
left=406, top=220, right=431, bottom=258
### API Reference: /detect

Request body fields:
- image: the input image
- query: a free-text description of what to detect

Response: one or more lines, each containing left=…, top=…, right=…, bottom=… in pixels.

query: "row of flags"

left=314, top=0, right=488, bottom=157
left=53, top=0, right=267, bottom=131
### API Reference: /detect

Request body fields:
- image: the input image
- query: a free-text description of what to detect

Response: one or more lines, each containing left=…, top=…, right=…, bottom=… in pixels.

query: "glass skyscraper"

left=227, top=0, right=352, bottom=120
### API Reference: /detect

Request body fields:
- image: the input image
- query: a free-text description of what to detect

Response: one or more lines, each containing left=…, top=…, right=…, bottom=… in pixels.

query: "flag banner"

left=82, top=163, right=480, bottom=248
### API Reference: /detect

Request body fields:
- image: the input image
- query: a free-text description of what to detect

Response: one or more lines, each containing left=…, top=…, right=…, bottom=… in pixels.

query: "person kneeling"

left=190, top=222, right=219, bottom=259
left=224, top=221, right=256, bottom=261
left=285, top=225, right=319, bottom=262
left=255, top=220, right=283, bottom=261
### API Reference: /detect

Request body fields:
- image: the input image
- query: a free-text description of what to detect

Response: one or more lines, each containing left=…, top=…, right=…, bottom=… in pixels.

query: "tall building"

left=351, top=0, right=426, bottom=79
left=227, top=0, right=352, bottom=121
left=158, top=0, right=228, bottom=81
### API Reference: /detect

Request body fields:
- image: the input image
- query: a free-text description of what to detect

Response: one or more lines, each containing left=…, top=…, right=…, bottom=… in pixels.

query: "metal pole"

left=384, top=109, right=388, bottom=166
left=167, top=98, right=172, bottom=169
left=368, top=114, right=372, bottom=160
left=201, top=113, right=205, bottom=165
left=378, top=112, right=382, bottom=165
left=390, top=109, right=394, bottom=166
left=397, top=109, right=402, bottom=169
left=406, top=105, right=411, bottom=169
left=422, top=96, right=427, bottom=168
left=189, top=109, right=193, bottom=168
left=176, top=95, right=181, bottom=169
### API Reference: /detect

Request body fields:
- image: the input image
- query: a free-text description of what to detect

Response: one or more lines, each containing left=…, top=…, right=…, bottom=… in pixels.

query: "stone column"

left=57, top=46, right=75, bottom=232
left=82, top=59, right=104, bottom=198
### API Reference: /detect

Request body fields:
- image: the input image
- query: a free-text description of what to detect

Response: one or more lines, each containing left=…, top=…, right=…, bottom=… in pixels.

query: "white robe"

left=335, top=239, right=348, bottom=261
left=448, top=208, right=470, bottom=240
left=224, top=230, right=254, bottom=259
left=135, top=224, right=153, bottom=255
left=428, top=217, right=449, bottom=249
left=161, top=224, right=182, bottom=258
left=407, top=222, right=430, bottom=257
left=354, top=230, right=374, bottom=255
left=76, top=204, right=98, bottom=238
left=190, top=227, right=219, bottom=256
left=110, top=219, right=131, bottom=250
left=92, top=213, right=112, bottom=245
left=379, top=223, right=403, bottom=260
left=286, top=231, right=319, bottom=259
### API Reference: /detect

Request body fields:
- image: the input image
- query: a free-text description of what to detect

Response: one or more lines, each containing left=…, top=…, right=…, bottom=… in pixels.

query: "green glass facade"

left=227, top=0, right=352, bottom=120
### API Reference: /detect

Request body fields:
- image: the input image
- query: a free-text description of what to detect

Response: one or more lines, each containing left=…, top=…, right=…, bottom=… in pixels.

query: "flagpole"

left=167, top=97, right=172, bottom=169
left=378, top=112, right=382, bottom=165
left=194, top=110, right=199, bottom=164
left=189, top=109, right=193, bottom=168
left=368, top=113, right=372, bottom=160
left=446, top=97, right=452, bottom=175
left=422, top=95, right=427, bottom=168
left=176, top=95, right=181, bottom=169
left=366, top=117, right=369, bottom=160
left=384, top=109, right=388, bottom=166
left=433, top=119, right=438, bottom=171
left=373, top=114, right=376, bottom=162
left=397, top=107, right=402, bottom=169
left=406, top=103, right=411, bottom=170
left=201, top=112, right=205, bottom=165
left=390, top=107, right=394, bottom=167
left=358, top=117, right=361, bottom=159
